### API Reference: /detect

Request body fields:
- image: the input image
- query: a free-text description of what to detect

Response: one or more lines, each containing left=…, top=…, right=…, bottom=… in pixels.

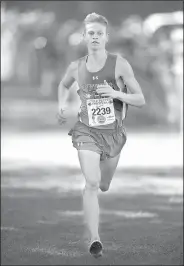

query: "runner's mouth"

left=92, top=41, right=99, bottom=44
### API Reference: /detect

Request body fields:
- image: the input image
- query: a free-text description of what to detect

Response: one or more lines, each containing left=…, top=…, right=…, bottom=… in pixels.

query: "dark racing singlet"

left=77, top=52, right=128, bottom=129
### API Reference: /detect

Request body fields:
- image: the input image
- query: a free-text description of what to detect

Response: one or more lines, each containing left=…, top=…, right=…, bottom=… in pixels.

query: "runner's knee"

left=85, top=178, right=100, bottom=191
left=99, top=183, right=110, bottom=192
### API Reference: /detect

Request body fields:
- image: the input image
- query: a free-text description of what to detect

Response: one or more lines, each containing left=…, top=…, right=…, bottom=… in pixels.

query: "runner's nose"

left=93, top=34, right=98, bottom=39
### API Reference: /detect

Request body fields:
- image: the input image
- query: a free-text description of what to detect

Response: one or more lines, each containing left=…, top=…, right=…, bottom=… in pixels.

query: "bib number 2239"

left=87, top=98, right=115, bottom=127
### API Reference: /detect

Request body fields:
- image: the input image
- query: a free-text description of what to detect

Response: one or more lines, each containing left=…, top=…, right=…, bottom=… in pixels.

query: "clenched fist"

left=96, top=80, right=118, bottom=99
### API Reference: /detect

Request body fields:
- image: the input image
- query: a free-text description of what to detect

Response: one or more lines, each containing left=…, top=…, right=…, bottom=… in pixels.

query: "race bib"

left=87, top=98, right=115, bottom=127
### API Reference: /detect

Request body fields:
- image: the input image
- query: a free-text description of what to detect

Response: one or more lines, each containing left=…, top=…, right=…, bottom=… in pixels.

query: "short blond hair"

left=83, top=13, right=108, bottom=28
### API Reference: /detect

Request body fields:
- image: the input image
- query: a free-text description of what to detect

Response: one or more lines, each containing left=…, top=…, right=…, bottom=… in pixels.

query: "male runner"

left=57, top=13, right=145, bottom=257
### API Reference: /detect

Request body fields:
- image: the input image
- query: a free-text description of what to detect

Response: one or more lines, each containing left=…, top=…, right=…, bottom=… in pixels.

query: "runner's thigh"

left=100, top=153, right=121, bottom=183
left=78, top=150, right=101, bottom=185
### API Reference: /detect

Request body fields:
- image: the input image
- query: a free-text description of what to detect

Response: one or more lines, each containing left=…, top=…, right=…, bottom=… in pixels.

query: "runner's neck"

left=87, top=50, right=107, bottom=64
left=86, top=50, right=108, bottom=72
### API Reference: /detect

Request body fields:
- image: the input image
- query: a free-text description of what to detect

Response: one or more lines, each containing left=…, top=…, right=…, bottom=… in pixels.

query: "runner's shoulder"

left=67, top=60, right=78, bottom=73
left=68, top=56, right=86, bottom=73
left=116, top=54, right=130, bottom=65
left=115, top=54, right=132, bottom=72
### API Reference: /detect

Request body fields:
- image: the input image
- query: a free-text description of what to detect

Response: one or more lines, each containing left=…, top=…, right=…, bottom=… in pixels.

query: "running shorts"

left=68, top=120, right=127, bottom=161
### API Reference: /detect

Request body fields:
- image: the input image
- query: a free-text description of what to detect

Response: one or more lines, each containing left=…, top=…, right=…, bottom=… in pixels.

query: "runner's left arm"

left=115, top=56, right=145, bottom=107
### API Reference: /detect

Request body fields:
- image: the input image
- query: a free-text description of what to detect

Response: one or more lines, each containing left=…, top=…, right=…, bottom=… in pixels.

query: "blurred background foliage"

left=1, top=1, right=183, bottom=133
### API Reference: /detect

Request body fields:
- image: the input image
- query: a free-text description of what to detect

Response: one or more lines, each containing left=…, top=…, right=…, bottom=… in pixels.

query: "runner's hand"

left=56, top=109, right=67, bottom=125
left=96, top=80, right=118, bottom=98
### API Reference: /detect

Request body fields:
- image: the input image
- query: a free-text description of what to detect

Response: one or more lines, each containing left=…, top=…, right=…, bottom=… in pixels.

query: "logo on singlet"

left=92, top=76, right=98, bottom=80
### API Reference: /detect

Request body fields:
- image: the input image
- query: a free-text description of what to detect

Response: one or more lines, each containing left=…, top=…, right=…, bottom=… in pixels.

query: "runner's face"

left=84, top=22, right=108, bottom=51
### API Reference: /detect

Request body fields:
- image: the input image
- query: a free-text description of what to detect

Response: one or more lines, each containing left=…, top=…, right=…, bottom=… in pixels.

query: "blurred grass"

left=1, top=121, right=183, bottom=265
left=1, top=166, right=183, bottom=265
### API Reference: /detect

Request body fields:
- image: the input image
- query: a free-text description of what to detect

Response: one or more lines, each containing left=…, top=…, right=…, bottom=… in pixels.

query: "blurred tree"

left=4, top=1, right=183, bottom=24
left=2, top=1, right=183, bottom=131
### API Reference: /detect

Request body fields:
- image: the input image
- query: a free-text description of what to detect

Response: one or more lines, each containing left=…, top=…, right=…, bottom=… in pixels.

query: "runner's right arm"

left=58, top=62, right=77, bottom=113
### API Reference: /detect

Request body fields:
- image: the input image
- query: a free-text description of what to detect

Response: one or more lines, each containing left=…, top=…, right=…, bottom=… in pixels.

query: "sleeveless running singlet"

left=77, top=52, right=128, bottom=129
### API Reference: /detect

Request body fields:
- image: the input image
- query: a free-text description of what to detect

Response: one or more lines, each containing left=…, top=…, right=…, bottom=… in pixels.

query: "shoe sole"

left=89, top=241, right=103, bottom=257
